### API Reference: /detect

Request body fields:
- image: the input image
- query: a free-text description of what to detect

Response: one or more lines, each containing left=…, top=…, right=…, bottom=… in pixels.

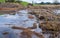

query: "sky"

left=21, top=0, right=60, bottom=3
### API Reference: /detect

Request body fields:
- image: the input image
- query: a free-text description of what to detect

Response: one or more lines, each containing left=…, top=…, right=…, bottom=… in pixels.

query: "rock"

left=27, top=23, right=37, bottom=29
left=28, top=15, right=34, bottom=19
left=21, top=30, right=32, bottom=38
left=3, top=32, right=9, bottom=35
left=39, top=16, right=45, bottom=20
left=0, top=27, right=16, bottom=38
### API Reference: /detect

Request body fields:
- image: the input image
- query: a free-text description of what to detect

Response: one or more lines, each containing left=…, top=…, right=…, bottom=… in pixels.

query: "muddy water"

left=0, top=10, right=43, bottom=38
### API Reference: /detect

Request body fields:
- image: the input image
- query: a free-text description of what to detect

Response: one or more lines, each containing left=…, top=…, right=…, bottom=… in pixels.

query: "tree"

left=15, top=0, right=22, bottom=3
left=40, top=2, right=45, bottom=4
left=45, top=2, right=51, bottom=4
left=53, top=0, right=59, bottom=5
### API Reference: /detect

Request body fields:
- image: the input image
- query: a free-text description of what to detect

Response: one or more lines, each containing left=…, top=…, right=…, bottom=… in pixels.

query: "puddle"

left=53, top=9, right=60, bottom=15
left=0, top=10, right=43, bottom=38
left=0, top=10, right=36, bottom=27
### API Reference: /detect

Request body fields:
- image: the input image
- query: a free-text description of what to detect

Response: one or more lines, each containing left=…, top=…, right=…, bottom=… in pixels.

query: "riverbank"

left=0, top=3, right=60, bottom=38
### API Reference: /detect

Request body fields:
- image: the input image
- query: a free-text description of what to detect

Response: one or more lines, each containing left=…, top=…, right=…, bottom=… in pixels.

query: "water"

left=0, top=10, right=36, bottom=27
left=0, top=9, right=59, bottom=38
left=53, top=9, right=60, bottom=15
left=0, top=27, right=17, bottom=38
left=0, top=10, right=42, bottom=38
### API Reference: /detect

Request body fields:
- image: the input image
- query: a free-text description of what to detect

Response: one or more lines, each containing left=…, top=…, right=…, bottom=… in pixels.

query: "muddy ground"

left=0, top=3, right=60, bottom=38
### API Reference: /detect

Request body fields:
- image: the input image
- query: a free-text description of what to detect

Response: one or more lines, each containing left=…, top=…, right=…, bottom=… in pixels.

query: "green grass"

left=0, top=0, right=39, bottom=6
left=0, top=0, right=5, bottom=3
left=15, top=1, right=29, bottom=6
left=33, top=4, right=42, bottom=6
left=20, top=1, right=29, bottom=6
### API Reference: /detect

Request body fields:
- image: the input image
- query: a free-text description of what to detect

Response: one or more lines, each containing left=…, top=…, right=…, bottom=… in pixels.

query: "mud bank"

left=0, top=3, right=25, bottom=14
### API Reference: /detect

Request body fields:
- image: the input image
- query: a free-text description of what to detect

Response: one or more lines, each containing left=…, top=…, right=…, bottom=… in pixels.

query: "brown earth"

left=27, top=5, right=60, bottom=9
left=39, top=21, right=60, bottom=38
left=0, top=3, right=25, bottom=14
left=39, top=21, right=60, bottom=31
left=12, top=26, right=44, bottom=38
left=27, top=5, right=60, bottom=37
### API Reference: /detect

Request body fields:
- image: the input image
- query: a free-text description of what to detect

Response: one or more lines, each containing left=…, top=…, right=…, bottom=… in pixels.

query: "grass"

left=0, top=0, right=39, bottom=6
left=0, top=0, right=37, bottom=6
left=14, top=1, right=29, bottom=6
left=0, top=0, right=5, bottom=3
left=20, top=1, right=29, bottom=6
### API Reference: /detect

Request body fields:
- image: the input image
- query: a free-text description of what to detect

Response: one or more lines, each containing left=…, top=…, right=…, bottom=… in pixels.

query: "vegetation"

left=15, top=1, right=29, bottom=6
left=20, top=1, right=29, bottom=6
left=5, top=0, right=15, bottom=2
left=0, top=0, right=60, bottom=6
left=0, top=0, right=5, bottom=3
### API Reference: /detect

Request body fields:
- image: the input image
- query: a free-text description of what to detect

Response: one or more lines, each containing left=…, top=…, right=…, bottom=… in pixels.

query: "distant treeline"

left=5, top=0, right=60, bottom=5
left=36, top=2, right=60, bottom=5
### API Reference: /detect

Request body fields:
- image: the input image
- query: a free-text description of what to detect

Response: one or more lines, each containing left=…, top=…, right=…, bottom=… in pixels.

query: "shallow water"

left=53, top=9, right=60, bottom=15
left=0, top=10, right=43, bottom=38
left=0, top=10, right=36, bottom=27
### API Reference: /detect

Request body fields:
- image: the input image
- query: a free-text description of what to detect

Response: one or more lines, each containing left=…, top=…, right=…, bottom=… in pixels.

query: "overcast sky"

left=21, top=0, right=60, bottom=3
